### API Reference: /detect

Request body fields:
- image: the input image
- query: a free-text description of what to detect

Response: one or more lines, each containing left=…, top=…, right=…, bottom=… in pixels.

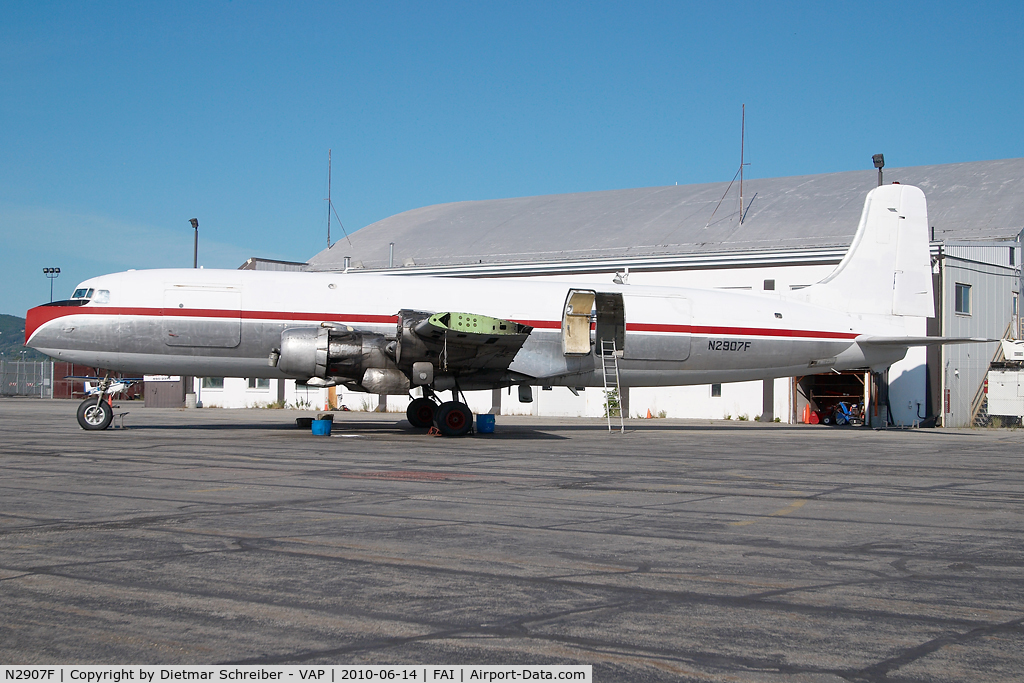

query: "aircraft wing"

left=400, top=310, right=534, bottom=372
left=855, top=335, right=997, bottom=347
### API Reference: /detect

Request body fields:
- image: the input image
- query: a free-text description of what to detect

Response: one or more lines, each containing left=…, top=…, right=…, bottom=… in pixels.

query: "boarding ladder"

left=600, top=339, right=625, bottom=433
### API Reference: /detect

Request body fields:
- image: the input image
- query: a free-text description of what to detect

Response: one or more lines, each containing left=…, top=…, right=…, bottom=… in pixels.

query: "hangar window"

left=955, top=283, right=971, bottom=315
left=202, top=377, right=225, bottom=389
left=711, top=383, right=722, bottom=398
left=248, top=378, right=270, bottom=390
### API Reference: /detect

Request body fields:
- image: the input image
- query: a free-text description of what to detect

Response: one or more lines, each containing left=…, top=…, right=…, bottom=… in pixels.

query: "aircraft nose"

left=25, top=303, right=75, bottom=347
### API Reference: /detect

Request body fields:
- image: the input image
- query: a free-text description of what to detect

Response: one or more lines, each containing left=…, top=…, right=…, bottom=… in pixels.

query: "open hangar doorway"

left=794, top=371, right=872, bottom=426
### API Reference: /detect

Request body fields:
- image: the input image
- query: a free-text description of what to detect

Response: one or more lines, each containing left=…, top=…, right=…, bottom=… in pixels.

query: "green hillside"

left=0, top=314, right=49, bottom=362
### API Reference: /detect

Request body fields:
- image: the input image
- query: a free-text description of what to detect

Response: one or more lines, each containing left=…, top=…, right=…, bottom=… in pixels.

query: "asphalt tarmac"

left=1, top=398, right=1023, bottom=682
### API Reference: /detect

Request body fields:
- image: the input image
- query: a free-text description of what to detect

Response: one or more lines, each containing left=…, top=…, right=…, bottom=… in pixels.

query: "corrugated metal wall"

left=944, top=243, right=1018, bottom=268
left=941, top=247, right=1019, bottom=427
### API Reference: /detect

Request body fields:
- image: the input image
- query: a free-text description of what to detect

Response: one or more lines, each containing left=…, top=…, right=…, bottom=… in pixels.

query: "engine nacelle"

left=277, top=326, right=408, bottom=393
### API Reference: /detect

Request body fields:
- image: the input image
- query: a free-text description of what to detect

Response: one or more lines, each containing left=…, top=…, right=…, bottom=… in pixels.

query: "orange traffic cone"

left=646, top=409, right=653, bottom=419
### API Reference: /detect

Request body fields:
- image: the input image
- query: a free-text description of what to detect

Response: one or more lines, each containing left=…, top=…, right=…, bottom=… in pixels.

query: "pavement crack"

left=846, top=616, right=1024, bottom=682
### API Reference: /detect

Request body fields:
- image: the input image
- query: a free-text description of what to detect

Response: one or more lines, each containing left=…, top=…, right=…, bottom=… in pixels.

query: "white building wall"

left=191, top=377, right=332, bottom=411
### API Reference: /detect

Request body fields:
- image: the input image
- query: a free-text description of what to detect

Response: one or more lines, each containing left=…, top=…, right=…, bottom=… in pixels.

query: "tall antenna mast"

left=323, top=149, right=352, bottom=248
left=739, top=104, right=745, bottom=225
left=704, top=106, right=752, bottom=228
left=327, top=149, right=332, bottom=248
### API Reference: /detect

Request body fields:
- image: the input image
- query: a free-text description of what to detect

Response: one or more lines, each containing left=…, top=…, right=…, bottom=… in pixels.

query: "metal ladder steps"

left=600, top=339, right=624, bottom=433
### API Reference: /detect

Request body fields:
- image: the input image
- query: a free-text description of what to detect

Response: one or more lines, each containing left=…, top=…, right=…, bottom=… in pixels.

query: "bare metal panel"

left=623, top=294, right=691, bottom=361
left=163, top=287, right=241, bottom=348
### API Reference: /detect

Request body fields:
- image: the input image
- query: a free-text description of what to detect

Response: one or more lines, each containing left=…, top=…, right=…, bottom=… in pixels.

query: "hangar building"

left=196, top=158, right=1023, bottom=427
left=298, top=158, right=1024, bottom=427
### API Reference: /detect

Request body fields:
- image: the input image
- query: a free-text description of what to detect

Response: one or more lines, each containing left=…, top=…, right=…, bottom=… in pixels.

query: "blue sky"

left=2, top=1, right=1022, bottom=316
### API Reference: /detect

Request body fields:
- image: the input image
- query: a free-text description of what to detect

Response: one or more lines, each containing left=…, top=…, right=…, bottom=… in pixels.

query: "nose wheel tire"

left=406, top=397, right=438, bottom=428
left=433, top=401, right=473, bottom=437
left=77, top=399, right=113, bottom=430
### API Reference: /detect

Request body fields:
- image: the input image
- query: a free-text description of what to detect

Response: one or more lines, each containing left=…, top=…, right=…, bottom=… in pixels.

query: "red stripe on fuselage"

left=25, top=305, right=859, bottom=344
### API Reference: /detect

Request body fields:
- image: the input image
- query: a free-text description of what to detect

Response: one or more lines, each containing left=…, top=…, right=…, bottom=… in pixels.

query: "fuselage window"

left=71, top=288, right=94, bottom=300
left=94, top=290, right=110, bottom=303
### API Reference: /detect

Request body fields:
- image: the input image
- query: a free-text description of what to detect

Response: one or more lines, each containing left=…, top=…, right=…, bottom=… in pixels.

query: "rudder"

left=796, top=184, right=934, bottom=318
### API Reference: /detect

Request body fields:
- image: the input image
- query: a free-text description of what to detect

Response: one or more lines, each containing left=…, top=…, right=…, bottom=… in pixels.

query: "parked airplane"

left=26, top=184, right=981, bottom=434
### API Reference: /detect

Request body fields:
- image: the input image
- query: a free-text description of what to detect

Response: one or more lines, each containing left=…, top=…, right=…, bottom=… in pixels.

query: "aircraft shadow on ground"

left=117, top=420, right=570, bottom=439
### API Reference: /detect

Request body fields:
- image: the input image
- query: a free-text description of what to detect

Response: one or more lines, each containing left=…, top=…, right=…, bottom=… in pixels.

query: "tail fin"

left=797, top=184, right=934, bottom=318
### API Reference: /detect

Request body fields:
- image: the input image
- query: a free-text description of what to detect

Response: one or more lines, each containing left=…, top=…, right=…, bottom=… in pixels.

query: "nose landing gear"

left=77, top=397, right=113, bottom=430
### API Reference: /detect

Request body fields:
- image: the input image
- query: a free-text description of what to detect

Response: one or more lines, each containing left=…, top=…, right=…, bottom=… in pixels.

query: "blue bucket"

left=311, top=419, right=332, bottom=436
left=476, top=413, right=495, bottom=434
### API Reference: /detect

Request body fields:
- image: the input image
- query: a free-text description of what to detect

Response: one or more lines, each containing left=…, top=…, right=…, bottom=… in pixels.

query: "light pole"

left=189, top=218, right=199, bottom=268
left=43, top=267, right=60, bottom=302
left=188, top=218, right=200, bottom=407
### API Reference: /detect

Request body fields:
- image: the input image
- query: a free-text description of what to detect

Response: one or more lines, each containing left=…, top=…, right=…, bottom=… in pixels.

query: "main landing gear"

left=406, top=397, right=437, bottom=428
left=405, top=388, right=474, bottom=437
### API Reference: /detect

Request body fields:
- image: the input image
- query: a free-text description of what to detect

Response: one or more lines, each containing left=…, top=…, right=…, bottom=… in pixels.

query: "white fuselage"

left=27, top=268, right=911, bottom=390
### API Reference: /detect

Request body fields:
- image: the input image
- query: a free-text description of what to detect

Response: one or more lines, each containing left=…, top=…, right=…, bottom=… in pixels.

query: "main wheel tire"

left=77, top=398, right=113, bottom=430
left=822, top=415, right=832, bottom=425
left=433, top=401, right=473, bottom=437
left=407, top=397, right=437, bottom=428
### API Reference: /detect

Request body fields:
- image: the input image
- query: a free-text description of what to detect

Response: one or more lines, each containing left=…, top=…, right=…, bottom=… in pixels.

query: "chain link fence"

left=0, top=361, right=53, bottom=398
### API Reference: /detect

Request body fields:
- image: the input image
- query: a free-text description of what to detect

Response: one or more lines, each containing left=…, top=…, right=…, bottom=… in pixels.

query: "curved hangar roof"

left=307, top=158, right=1024, bottom=273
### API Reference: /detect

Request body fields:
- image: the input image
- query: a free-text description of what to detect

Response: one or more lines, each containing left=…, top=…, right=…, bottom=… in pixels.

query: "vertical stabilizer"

left=798, top=184, right=934, bottom=318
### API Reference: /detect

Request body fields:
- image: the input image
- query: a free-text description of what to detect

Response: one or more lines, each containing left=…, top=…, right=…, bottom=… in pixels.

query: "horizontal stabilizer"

left=855, top=335, right=996, bottom=347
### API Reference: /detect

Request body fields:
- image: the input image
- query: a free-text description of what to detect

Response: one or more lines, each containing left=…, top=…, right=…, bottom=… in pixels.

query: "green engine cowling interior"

left=427, top=312, right=531, bottom=336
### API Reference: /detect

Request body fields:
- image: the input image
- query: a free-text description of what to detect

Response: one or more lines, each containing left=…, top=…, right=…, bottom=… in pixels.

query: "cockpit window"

left=71, top=288, right=93, bottom=300
left=93, top=289, right=110, bottom=303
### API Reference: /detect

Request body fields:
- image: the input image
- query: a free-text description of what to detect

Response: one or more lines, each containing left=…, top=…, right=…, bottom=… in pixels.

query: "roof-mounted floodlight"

left=189, top=218, right=199, bottom=268
left=872, top=154, right=885, bottom=186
